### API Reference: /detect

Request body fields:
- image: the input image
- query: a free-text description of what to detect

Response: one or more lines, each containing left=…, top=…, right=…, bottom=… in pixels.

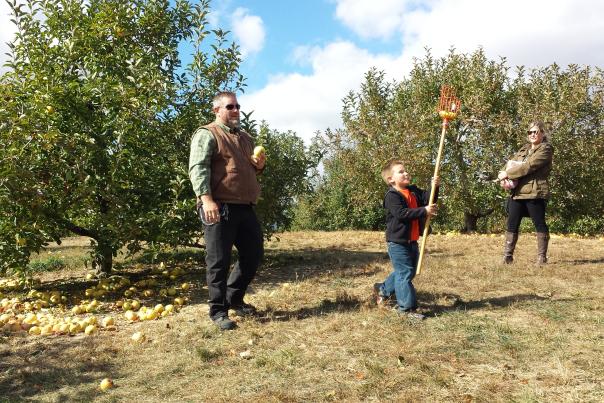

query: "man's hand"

left=251, top=153, right=266, bottom=170
left=425, top=203, right=438, bottom=217
left=199, top=195, right=221, bottom=224
left=432, top=176, right=441, bottom=187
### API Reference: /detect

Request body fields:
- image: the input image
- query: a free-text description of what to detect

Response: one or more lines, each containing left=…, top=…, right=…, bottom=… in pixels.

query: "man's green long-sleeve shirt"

left=188, top=124, right=223, bottom=197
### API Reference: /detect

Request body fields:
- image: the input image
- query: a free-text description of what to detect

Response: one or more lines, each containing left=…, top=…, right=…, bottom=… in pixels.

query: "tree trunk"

left=463, top=212, right=479, bottom=233
left=93, top=240, right=114, bottom=274
left=462, top=208, right=495, bottom=233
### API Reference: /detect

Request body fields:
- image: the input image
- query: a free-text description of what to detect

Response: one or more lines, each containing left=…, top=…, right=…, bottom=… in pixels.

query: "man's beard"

left=227, top=118, right=240, bottom=128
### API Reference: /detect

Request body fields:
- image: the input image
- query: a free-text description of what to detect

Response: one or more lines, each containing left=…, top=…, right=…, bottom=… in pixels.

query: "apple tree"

left=0, top=0, right=243, bottom=275
left=513, top=64, right=604, bottom=233
left=238, top=115, right=323, bottom=236
left=295, top=50, right=518, bottom=232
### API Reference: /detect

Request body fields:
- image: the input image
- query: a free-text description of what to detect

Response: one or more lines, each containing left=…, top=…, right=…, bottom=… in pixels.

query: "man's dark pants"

left=203, top=204, right=263, bottom=320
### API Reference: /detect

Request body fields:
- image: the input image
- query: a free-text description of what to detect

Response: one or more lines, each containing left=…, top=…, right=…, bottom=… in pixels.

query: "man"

left=189, top=91, right=266, bottom=330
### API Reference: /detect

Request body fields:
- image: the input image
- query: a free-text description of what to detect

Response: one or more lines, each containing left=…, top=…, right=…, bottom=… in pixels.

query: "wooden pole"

left=416, top=118, right=448, bottom=275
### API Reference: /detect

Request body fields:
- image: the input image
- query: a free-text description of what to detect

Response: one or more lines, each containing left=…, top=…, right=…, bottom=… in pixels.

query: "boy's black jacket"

left=383, top=185, right=439, bottom=245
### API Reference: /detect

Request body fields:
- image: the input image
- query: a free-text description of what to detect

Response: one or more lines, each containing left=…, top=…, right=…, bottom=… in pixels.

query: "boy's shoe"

left=373, top=283, right=386, bottom=305
left=212, top=315, right=236, bottom=330
left=398, top=310, right=426, bottom=320
left=231, top=302, right=257, bottom=317
left=373, top=283, right=395, bottom=307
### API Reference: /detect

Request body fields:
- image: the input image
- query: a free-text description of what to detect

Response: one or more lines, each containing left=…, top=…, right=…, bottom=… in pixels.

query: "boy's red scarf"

left=399, top=188, right=420, bottom=241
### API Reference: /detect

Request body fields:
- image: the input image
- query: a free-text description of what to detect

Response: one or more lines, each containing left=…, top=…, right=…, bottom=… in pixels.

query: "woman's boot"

left=503, top=232, right=518, bottom=264
left=537, top=232, right=549, bottom=265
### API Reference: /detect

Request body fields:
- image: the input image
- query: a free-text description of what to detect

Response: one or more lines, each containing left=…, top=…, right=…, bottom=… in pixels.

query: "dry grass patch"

left=1, top=231, right=603, bottom=402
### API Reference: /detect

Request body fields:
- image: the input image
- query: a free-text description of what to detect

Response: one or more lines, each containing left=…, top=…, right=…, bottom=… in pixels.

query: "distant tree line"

left=292, top=49, right=604, bottom=236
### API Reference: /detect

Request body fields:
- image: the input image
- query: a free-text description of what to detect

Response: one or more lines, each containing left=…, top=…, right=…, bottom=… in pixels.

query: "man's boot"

left=537, top=232, right=549, bottom=265
left=503, top=231, right=518, bottom=264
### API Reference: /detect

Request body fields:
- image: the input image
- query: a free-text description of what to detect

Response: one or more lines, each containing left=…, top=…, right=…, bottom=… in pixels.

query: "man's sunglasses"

left=225, top=104, right=241, bottom=111
left=527, top=130, right=539, bottom=135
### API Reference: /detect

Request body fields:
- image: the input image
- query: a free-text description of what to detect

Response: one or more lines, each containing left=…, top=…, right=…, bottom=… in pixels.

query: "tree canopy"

left=293, top=49, right=604, bottom=235
left=0, top=0, right=319, bottom=276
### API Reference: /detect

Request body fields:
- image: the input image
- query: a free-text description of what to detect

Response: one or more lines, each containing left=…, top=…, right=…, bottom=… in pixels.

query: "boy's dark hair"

left=381, top=159, right=405, bottom=185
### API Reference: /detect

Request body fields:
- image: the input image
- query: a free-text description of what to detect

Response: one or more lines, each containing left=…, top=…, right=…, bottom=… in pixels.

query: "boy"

left=374, top=159, right=439, bottom=320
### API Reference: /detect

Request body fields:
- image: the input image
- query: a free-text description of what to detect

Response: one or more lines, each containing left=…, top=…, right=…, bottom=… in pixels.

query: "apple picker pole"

left=416, top=85, right=461, bottom=275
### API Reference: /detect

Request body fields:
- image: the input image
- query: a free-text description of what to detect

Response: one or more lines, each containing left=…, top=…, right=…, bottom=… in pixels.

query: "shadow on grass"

left=257, top=294, right=363, bottom=323
left=257, top=249, right=390, bottom=285
left=419, top=292, right=551, bottom=316
left=565, top=257, right=604, bottom=265
left=0, top=337, right=119, bottom=401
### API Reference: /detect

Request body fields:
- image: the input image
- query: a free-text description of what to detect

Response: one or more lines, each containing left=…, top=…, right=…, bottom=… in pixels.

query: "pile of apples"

left=0, top=262, right=191, bottom=337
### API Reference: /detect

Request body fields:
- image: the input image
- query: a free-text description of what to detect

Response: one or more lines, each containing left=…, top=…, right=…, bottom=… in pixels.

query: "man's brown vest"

left=204, top=122, right=261, bottom=204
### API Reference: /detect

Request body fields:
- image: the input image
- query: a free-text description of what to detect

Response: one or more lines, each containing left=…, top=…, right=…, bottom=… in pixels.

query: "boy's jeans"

left=382, top=241, right=419, bottom=311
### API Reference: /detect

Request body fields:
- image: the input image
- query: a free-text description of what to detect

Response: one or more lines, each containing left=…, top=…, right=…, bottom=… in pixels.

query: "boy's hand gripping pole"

left=417, top=86, right=461, bottom=275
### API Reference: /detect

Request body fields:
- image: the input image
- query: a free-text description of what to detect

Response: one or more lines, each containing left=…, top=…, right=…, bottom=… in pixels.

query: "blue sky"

left=209, top=0, right=401, bottom=92
left=2, top=0, right=604, bottom=143
left=205, top=0, right=604, bottom=142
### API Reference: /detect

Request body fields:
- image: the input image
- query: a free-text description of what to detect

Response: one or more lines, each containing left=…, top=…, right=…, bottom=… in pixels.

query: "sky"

left=2, top=0, right=604, bottom=143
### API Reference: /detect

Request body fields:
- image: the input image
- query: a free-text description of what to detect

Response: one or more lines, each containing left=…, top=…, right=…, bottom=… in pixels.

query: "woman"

left=498, top=121, right=553, bottom=265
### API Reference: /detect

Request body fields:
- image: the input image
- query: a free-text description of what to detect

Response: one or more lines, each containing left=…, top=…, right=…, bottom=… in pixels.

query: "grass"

left=1, top=231, right=603, bottom=402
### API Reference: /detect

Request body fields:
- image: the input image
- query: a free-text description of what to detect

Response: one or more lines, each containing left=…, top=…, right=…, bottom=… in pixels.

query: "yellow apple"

left=28, top=326, right=41, bottom=335
left=124, top=310, right=138, bottom=322
left=84, top=324, right=97, bottom=335
left=45, top=105, right=55, bottom=114
left=144, top=310, right=158, bottom=321
left=0, top=313, right=11, bottom=324
left=99, top=378, right=113, bottom=391
left=102, top=316, right=115, bottom=327
left=131, top=331, right=145, bottom=342
left=253, top=145, right=265, bottom=158
left=69, top=323, right=82, bottom=334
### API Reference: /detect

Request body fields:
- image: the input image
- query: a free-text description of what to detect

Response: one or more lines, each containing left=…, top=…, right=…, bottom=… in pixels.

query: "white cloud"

left=243, top=0, right=604, bottom=143
left=334, top=0, right=417, bottom=40
left=230, top=8, right=265, bottom=58
left=334, top=0, right=604, bottom=70
left=240, top=41, right=405, bottom=141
